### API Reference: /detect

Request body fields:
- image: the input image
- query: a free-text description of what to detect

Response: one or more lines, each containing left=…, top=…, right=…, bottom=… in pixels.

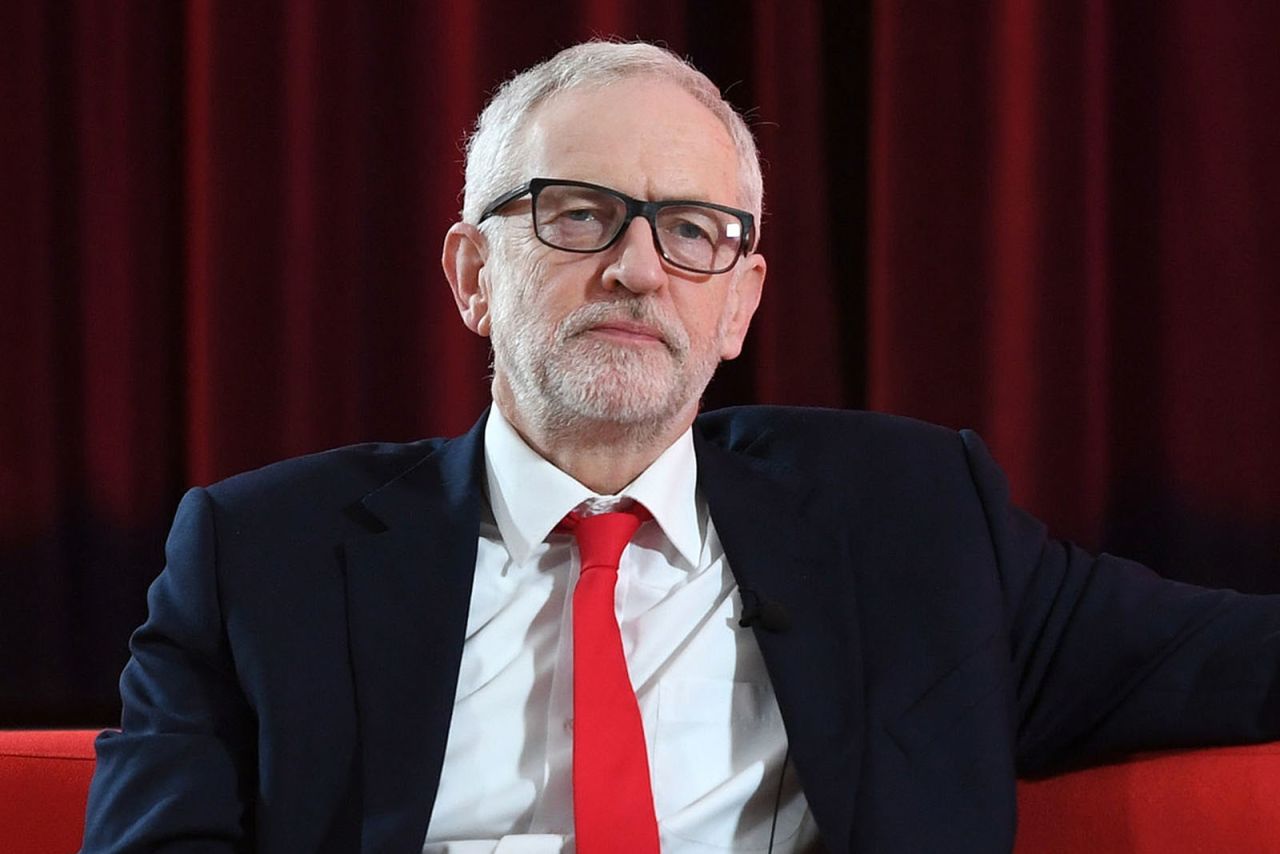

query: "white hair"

left=461, top=40, right=764, bottom=237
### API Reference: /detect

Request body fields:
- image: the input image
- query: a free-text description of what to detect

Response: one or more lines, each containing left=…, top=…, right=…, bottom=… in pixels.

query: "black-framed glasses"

left=478, top=178, right=755, bottom=275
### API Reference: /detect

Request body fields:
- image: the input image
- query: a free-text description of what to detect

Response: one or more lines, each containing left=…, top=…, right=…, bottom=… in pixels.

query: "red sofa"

left=1, top=730, right=99, bottom=854
left=3, top=730, right=1279, bottom=853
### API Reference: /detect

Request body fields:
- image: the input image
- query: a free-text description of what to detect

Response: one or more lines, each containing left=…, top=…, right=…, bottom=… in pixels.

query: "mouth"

left=581, top=320, right=669, bottom=347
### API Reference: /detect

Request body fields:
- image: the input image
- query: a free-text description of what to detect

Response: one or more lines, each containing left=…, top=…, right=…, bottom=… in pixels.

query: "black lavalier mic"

left=738, top=588, right=792, bottom=632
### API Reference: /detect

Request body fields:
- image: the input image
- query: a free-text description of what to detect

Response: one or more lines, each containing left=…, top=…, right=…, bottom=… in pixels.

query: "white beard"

left=486, top=243, right=728, bottom=439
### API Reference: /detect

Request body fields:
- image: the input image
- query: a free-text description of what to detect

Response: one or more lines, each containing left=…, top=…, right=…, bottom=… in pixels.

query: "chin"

left=497, top=332, right=719, bottom=436
left=550, top=369, right=685, bottom=426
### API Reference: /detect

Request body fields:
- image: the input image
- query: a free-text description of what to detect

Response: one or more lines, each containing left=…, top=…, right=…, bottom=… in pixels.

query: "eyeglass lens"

left=533, top=184, right=743, bottom=273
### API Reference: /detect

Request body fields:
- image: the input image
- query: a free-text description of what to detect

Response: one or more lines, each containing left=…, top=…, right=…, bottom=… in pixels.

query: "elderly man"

left=83, top=41, right=1280, bottom=854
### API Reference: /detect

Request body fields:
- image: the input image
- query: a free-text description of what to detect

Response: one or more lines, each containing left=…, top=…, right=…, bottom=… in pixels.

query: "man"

left=82, top=41, right=1280, bottom=853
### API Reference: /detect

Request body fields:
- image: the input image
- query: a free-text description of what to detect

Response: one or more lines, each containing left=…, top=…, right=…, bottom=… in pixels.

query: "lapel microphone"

left=739, top=588, right=793, bottom=632
left=737, top=589, right=794, bottom=852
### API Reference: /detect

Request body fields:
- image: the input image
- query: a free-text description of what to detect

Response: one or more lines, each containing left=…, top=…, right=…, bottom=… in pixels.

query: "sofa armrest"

left=1016, top=743, right=1280, bottom=853
left=0, top=729, right=101, bottom=854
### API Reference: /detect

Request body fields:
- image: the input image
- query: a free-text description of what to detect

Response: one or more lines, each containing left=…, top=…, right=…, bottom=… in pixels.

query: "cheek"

left=488, top=245, right=550, bottom=315
left=677, top=293, right=733, bottom=341
left=533, top=263, right=605, bottom=320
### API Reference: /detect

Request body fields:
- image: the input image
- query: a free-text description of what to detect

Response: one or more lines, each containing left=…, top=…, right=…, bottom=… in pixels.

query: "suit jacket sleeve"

left=81, top=487, right=253, bottom=852
left=959, top=430, right=1280, bottom=775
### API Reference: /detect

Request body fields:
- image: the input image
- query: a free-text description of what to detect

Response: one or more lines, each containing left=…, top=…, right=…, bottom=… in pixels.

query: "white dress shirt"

left=422, top=407, right=818, bottom=853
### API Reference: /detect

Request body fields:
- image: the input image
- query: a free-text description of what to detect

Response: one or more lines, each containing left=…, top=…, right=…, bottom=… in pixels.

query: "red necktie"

left=560, top=506, right=660, bottom=854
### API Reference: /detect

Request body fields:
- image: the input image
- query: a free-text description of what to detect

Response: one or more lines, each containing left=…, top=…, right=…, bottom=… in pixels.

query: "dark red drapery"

left=2, top=1, right=1276, bottom=724
left=870, top=0, right=1279, bottom=589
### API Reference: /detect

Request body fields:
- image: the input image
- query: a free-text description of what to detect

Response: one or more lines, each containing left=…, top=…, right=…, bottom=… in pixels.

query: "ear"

left=442, top=222, right=493, bottom=337
left=718, top=253, right=766, bottom=360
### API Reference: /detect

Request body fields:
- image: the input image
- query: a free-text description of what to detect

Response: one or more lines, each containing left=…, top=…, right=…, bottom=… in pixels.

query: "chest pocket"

left=652, top=678, right=807, bottom=850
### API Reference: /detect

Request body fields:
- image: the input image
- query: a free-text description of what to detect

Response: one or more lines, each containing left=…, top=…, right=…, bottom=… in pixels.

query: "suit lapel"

left=339, top=409, right=868, bottom=848
left=694, top=426, right=866, bottom=847
left=342, top=413, right=487, bottom=853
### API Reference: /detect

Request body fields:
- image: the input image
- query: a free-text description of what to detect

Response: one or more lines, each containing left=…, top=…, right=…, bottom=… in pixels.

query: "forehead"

left=518, top=77, right=741, bottom=204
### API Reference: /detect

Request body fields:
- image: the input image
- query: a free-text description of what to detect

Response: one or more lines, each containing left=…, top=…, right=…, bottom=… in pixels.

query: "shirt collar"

left=483, top=405, right=703, bottom=568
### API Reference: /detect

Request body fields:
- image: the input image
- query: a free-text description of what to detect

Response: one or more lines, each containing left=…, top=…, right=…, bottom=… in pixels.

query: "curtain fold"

left=870, top=0, right=1280, bottom=590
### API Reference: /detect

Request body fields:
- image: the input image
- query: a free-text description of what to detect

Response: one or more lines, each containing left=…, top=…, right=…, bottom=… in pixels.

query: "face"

left=448, top=77, right=765, bottom=438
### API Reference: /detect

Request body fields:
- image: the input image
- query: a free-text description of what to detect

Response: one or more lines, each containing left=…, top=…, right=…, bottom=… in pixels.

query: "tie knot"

left=560, top=504, right=652, bottom=572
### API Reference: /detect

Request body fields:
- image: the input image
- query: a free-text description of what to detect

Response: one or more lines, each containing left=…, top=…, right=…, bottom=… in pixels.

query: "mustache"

left=557, top=299, right=688, bottom=354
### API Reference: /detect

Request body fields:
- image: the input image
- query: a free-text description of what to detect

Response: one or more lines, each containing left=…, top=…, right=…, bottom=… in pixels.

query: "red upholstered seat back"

left=3, top=730, right=1279, bottom=852
left=0, top=730, right=98, bottom=854
left=1015, top=743, right=1280, bottom=853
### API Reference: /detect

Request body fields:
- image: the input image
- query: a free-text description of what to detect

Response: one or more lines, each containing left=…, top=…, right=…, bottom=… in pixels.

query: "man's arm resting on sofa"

left=959, top=430, right=1280, bottom=775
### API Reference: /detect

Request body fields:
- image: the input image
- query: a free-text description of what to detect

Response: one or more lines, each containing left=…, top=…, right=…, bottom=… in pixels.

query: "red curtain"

left=870, top=0, right=1279, bottom=591
left=1, top=1, right=1276, bottom=724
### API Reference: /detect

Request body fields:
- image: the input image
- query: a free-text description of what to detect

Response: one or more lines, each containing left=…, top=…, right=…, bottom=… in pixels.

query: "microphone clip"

left=739, top=588, right=793, bottom=632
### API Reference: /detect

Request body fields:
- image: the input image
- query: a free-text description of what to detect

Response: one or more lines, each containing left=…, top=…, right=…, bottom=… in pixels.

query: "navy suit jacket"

left=82, top=406, right=1280, bottom=852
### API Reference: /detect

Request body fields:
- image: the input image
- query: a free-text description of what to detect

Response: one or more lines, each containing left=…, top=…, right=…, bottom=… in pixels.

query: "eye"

left=562, top=206, right=602, bottom=223
left=539, top=194, right=617, bottom=228
left=661, top=209, right=721, bottom=245
left=547, top=202, right=614, bottom=233
left=671, top=219, right=712, bottom=241
left=535, top=191, right=621, bottom=249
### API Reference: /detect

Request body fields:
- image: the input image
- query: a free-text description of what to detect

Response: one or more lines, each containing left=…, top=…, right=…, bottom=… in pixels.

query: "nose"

left=601, top=217, right=667, bottom=294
